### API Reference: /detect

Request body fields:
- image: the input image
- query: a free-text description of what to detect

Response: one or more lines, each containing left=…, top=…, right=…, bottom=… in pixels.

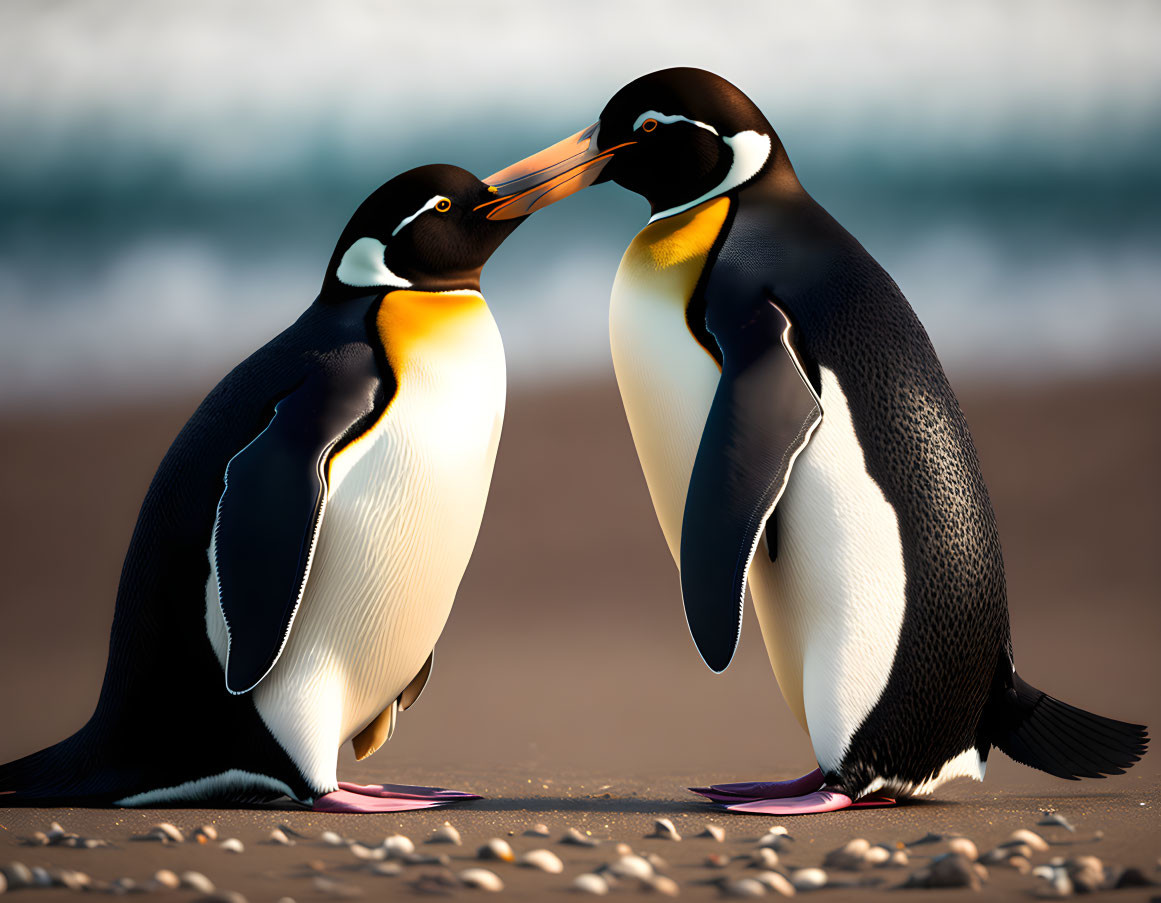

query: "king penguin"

left=478, top=68, right=1149, bottom=813
left=0, top=165, right=522, bottom=812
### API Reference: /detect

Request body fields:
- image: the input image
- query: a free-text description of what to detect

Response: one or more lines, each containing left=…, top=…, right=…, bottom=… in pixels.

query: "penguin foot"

left=722, top=790, right=896, bottom=815
left=689, top=768, right=825, bottom=802
left=312, top=782, right=481, bottom=813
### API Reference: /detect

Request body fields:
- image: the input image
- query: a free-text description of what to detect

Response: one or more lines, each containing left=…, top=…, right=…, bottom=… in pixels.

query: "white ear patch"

left=336, top=237, right=412, bottom=289
left=648, top=129, right=772, bottom=224
left=392, top=195, right=451, bottom=237
left=633, top=110, right=719, bottom=136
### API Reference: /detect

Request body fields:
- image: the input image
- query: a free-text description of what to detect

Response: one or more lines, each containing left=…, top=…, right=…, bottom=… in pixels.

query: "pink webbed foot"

left=724, top=790, right=896, bottom=815
left=312, top=781, right=481, bottom=813
left=689, top=768, right=825, bottom=803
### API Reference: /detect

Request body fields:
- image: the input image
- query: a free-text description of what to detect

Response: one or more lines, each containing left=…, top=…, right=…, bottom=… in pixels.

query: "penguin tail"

left=984, top=659, right=1149, bottom=780
left=0, top=729, right=117, bottom=806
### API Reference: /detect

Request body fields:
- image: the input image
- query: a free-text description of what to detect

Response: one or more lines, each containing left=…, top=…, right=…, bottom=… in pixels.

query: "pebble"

left=608, top=854, right=654, bottom=881
left=863, top=846, right=891, bottom=867
left=458, top=868, right=505, bottom=892
left=721, top=877, right=767, bottom=898
left=321, top=830, right=346, bottom=847
left=700, top=824, right=726, bottom=842
left=206, top=886, right=250, bottom=901
left=25, top=832, right=47, bottom=847
left=30, top=867, right=52, bottom=887
left=2, top=863, right=33, bottom=889
left=52, top=868, right=90, bottom=892
left=790, top=868, right=828, bottom=891
left=754, top=870, right=797, bottom=896
left=194, top=825, right=219, bottom=844
left=268, top=828, right=294, bottom=846
left=477, top=838, right=515, bottom=862
left=571, top=873, right=610, bottom=895
left=1006, top=829, right=1049, bottom=852
left=428, top=822, right=462, bottom=845
left=1033, top=864, right=1072, bottom=897
left=757, top=830, right=791, bottom=851
left=650, top=818, right=681, bottom=841
left=181, top=871, right=217, bottom=894
left=1008, top=855, right=1032, bottom=875
left=705, top=853, right=731, bottom=868
left=648, top=874, right=680, bottom=896
left=220, top=837, right=245, bottom=854
left=349, top=843, right=385, bottom=861
left=947, top=837, right=979, bottom=862
left=824, top=838, right=871, bottom=870
left=888, top=849, right=910, bottom=867
left=561, top=827, right=599, bottom=846
left=1065, top=855, right=1104, bottom=893
left=369, top=862, right=402, bottom=877
left=519, top=849, right=564, bottom=874
left=152, top=870, right=181, bottom=890
left=1039, top=812, right=1077, bottom=833
left=153, top=822, right=185, bottom=843
left=909, top=853, right=982, bottom=890
left=750, top=847, right=780, bottom=869
left=383, top=834, right=415, bottom=857
left=312, top=876, right=363, bottom=898
left=524, top=823, right=551, bottom=837
left=614, top=843, right=633, bottom=856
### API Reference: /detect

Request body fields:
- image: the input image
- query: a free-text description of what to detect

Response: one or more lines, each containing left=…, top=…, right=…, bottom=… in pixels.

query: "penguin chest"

left=206, top=291, right=505, bottom=784
left=609, top=199, right=729, bottom=562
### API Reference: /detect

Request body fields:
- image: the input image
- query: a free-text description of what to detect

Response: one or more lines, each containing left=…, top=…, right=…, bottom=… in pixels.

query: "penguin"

left=477, top=68, right=1149, bottom=813
left=0, top=165, right=522, bottom=812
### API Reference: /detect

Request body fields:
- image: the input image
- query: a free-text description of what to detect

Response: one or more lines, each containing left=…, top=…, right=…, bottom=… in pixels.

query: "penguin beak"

left=475, top=123, right=633, bottom=220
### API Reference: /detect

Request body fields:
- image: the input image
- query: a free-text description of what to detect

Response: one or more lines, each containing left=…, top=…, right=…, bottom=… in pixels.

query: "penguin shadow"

left=462, top=796, right=716, bottom=815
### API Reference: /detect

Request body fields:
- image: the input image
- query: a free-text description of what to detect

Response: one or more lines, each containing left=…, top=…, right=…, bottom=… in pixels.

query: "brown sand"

left=0, top=371, right=1158, bottom=900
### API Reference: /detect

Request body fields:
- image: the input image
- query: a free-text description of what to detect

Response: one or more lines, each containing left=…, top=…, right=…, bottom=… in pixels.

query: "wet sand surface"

left=1, top=371, right=1158, bottom=899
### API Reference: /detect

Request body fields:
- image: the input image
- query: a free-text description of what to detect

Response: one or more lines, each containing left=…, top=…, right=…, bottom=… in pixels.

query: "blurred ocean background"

left=1, top=0, right=1159, bottom=409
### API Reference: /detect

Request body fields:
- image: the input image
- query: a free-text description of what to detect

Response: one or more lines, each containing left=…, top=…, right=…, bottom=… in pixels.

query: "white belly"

left=205, top=299, right=505, bottom=793
left=612, top=261, right=907, bottom=772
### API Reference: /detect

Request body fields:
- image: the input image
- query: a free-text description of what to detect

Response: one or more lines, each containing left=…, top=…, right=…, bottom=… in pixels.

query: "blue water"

left=2, top=0, right=1159, bottom=408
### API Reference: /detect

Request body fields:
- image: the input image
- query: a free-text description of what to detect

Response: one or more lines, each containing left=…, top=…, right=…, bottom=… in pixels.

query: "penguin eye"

left=435, top=197, right=452, bottom=213
left=640, top=118, right=659, bottom=133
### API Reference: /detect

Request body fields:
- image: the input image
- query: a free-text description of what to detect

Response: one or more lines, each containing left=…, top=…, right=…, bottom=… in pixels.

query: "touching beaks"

left=475, top=123, right=635, bottom=220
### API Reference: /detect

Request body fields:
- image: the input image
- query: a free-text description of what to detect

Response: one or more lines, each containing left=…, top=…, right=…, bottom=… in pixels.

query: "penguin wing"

left=215, top=349, right=381, bottom=695
left=680, top=298, right=821, bottom=672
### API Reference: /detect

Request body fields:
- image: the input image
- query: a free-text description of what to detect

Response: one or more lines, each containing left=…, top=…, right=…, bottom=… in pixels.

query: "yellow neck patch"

left=629, top=197, right=730, bottom=271
left=375, top=289, right=490, bottom=371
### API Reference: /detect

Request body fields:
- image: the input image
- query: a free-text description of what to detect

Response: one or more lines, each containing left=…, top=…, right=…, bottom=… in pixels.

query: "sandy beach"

left=0, top=370, right=1157, bottom=900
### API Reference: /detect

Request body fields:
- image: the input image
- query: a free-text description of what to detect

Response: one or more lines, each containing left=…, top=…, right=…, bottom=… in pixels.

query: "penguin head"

left=323, top=164, right=523, bottom=297
left=480, top=68, right=794, bottom=222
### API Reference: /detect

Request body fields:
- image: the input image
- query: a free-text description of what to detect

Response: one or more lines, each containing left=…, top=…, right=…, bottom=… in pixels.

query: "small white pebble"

left=608, top=854, right=654, bottom=880
left=700, top=824, right=726, bottom=842
left=754, top=870, right=797, bottom=896
left=152, top=869, right=180, bottom=889
left=383, top=834, right=414, bottom=857
left=349, top=843, right=385, bottom=861
left=791, top=867, right=828, bottom=891
left=194, top=825, right=218, bottom=843
left=459, top=868, right=504, bottom=892
left=889, top=849, right=910, bottom=867
left=649, top=874, right=680, bottom=896
left=180, top=871, right=216, bottom=894
left=370, top=862, right=402, bottom=877
left=571, top=873, right=609, bottom=895
left=220, top=838, right=245, bottom=854
left=757, top=831, right=791, bottom=850
left=947, top=837, right=979, bottom=862
left=723, top=877, right=767, bottom=898
left=477, top=838, right=515, bottom=862
left=46, top=823, right=65, bottom=842
left=525, top=823, right=551, bottom=837
left=561, top=827, right=599, bottom=846
left=518, top=849, right=564, bottom=873
left=321, top=830, right=346, bottom=847
left=269, top=828, right=294, bottom=846
left=428, top=822, right=462, bottom=845
left=153, top=822, right=185, bottom=843
left=752, top=847, right=780, bottom=868
left=650, top=818, right=681, bottom=841
left=766, top=826, right=790, bottom=836
left=1007, top=829, right=1049, bottom=852
left=864, top=846, right=891, bottom=866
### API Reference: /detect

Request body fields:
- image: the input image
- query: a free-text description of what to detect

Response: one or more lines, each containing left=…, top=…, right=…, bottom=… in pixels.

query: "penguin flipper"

left=680, top=298, right=821, bottom=672
left=215, top=362, right=379, bottom=695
